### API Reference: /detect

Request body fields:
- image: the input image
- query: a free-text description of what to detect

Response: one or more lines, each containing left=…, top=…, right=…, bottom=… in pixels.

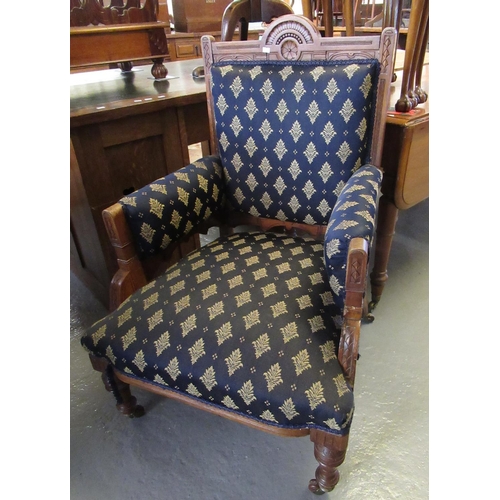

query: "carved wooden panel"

left=70, top=0, right=163, bottom=27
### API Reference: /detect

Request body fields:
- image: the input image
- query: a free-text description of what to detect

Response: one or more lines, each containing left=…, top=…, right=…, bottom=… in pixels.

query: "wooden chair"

left=80, top=15, right=396, bottom=494
left=301, top=0, right=355, bottom=37
left=221, top=0, right=294, bottom=40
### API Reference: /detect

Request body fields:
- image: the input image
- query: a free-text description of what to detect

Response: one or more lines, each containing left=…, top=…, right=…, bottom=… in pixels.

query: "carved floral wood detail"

left=70, top=0, right=159, bottom=27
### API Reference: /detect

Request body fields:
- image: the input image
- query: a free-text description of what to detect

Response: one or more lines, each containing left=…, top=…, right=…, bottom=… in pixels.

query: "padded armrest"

left=119, top=156, right=226, bottom=259
left=324, top=165, right=382, bottom=310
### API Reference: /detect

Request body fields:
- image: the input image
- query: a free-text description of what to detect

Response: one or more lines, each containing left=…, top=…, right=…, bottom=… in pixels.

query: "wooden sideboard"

left=71, top=57, right=428, bottom=310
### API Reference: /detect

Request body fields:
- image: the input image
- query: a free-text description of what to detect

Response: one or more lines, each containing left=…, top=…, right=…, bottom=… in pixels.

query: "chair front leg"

left=89, top=354, right=145, bottom=418
left=309, top=429, right=349, bottom=494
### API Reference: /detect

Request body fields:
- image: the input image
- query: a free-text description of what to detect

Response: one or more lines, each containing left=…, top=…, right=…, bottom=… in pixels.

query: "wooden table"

left=71, top=59, right=210, bottom=306
left=370, top=63, right=429, bottom=310
left=71, top=57, right=429, bottom=310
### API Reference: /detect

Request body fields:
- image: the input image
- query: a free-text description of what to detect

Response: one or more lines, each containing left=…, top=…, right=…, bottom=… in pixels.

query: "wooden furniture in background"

left=70, top=0, right=169, bottom=26
left=70, top=59, right=212, bottom=306
left=395, top=0, right=429, bottom=111
left=70, top=0, right=170, bottom=79
left=171, top=0, right=233, bottom=32
left=167, top=32, right=220, bottom=60
left=370, top=63, right=429, bottom=310
left=167, top=29, right=263, bottom=61
left=301, top=0, right=355, bottom=36
left=221, top=0, right=294, bottom=40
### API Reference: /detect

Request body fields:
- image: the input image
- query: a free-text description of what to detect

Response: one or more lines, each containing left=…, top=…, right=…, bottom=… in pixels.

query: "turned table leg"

left=369, top=195, right=399, bottom=311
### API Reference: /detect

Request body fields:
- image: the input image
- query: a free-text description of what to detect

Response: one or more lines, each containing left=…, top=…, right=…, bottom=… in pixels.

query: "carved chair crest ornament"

left=80, top=15, right=396, bottom=494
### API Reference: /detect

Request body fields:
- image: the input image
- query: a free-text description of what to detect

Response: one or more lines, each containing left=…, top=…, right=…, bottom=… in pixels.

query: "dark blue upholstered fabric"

left=119, top=156, right=226, bottom=259
left=210, top=60, right=380, bottom=225
left=81, top=55, right=386, bottom=439
left=324, top=165, right=382, bottom=310
left=82, top=232, right=354, bottom=435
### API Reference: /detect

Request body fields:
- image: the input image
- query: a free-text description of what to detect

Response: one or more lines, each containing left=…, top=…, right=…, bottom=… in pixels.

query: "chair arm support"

left=338, top=238, right=369, bottom=387
left=119, top=156, right=226, bottom=259
left=102, top=203, right=149, bottom=310
left=324, top=165, right=382, bottom=311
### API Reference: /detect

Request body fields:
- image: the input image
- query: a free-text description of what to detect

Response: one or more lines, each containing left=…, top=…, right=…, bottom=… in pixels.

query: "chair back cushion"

left=210, top=59, right=380, bottom=225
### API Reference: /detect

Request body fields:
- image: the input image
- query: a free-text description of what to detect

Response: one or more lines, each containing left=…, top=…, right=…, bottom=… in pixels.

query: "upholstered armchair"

left=80, top=16, right=396, bottom=494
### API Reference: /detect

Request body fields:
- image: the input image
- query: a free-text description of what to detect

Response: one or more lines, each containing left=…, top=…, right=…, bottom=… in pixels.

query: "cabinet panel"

left=171, top=0, right=232, bottom=32
left=175, top=41, right=201, bottom=58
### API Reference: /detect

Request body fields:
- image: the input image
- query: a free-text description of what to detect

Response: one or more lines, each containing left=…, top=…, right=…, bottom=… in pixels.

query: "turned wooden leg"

left=369, top=195, right=399, bottom=312
left=395, top=0, right=426, bottom=112
left=89, top=354, right=145, bottom=418
left=118, top=61, right=133, bottom=73
left=151, top=58, right=168, bottom=80
left=414, top=20, right=429, bottom=104
left=309, top=430, right=349, bottom=494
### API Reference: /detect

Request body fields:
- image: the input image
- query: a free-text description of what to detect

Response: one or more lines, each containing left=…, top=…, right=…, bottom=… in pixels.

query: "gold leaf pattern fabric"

left=119, top=156, right=225, bottom=259
left=324, top=165, right=382, bottom=310
left=81, top=233, right=354, bottom=435
left=210, top=60, right=379, bottom=225
left=80, top=56, right=389, bottom=438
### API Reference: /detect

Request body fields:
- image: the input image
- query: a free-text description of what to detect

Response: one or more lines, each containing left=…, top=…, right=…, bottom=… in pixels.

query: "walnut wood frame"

left=90, top=16, right=396, bottom=494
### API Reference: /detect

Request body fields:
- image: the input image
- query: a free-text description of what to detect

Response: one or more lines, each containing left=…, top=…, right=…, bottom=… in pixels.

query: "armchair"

left=80, top=15, right=396, bottom=494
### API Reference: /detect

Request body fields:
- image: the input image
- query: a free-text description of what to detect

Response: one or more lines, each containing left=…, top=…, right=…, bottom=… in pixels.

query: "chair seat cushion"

left=81, top=232, right=354, bottom=435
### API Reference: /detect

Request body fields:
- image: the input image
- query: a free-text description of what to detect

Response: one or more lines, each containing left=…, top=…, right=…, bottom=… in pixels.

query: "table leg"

left=369, top=195, right=399, bottom=311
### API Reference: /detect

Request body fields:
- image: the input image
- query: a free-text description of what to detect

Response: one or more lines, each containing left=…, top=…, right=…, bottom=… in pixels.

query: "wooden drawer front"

left=175, top=41, right=201, bottom=58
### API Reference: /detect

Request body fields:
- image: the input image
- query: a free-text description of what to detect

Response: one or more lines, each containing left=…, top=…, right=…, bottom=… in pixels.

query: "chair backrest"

left=202, top=15, right=395, bottom=230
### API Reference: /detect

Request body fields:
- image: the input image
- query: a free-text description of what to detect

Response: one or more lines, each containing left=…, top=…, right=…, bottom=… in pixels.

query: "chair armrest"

left=324, top=165, right=382, bottom=311
left=119, top=156, right=226, bottom=259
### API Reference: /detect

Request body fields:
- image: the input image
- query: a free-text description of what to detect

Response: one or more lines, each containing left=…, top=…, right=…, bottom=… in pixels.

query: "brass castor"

left=128, top=405, right=145, bottom=418
left=308, top=478, right=326, bottom=495
left=125, top=404, right=145, bottom=418
left=363, top=313, right=375, bottom=324
left=308, top=473, right=339, bottom=495
left=116, top=396, right=145, bottom=418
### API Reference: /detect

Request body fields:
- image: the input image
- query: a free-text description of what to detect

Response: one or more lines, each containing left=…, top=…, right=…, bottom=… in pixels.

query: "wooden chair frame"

left=91, top=16, right=396, bottom=494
